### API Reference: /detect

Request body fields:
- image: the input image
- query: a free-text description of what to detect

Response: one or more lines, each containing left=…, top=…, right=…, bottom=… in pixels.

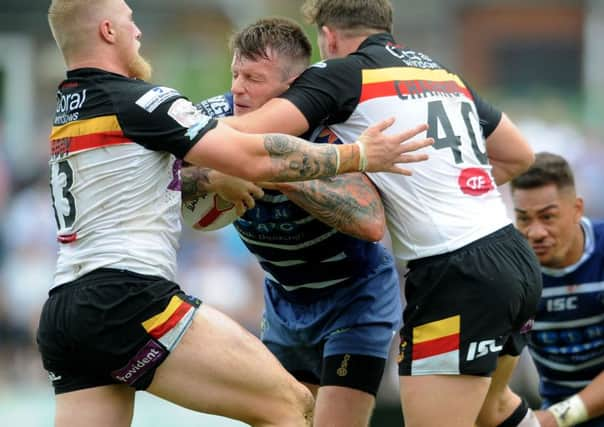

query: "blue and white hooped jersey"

left=195, top=93, right=388, bottom=300
left=528, top=217, right=604, bottom=402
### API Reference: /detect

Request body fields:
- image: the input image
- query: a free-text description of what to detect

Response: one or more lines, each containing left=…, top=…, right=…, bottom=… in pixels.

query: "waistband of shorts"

left=49, top=268, right=165, bottom=296
left=407, top=224, right=516, bottom=270
left=267, top=251, right=394, bottom=304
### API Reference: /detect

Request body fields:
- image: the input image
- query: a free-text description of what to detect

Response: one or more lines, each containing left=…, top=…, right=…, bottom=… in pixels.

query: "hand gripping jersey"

left=49, top=68, right=217, bottom=287
left=280, top=33, right=511, bottom=261
left=528, top=218, right=604, bottom=404
left=196, top=94, right=388, bottom=299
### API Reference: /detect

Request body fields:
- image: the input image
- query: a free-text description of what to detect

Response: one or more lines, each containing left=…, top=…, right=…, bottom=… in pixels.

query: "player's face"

left=112, top=0, right=152, bottom=80
left=513, top=184, right=582, bottom=268
left=230, top=50, right=290, bottom=116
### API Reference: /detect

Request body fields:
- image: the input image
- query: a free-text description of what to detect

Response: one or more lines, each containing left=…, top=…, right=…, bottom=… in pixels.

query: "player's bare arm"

left=222, top=97, right=311, bottom=136
left=486, top=113, right=534, bottom=185
left=534, top=370, right=604, bottom=427
left=262, top=133, right=338, bottom=180
left=265, top=173, right=385, bottom=242
left=185, top=120, right=433, bottom=182
left=180, top=167, right=213, bottom=202
left=181, top=167, right=263, bottom=213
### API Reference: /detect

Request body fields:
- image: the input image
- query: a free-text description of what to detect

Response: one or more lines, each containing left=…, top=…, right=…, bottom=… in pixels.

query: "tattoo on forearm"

left=264, top=135, right=338, bottom=180
left=279, top=174, right=384, bottom=238
left=180, top=167, right=212, bottom=202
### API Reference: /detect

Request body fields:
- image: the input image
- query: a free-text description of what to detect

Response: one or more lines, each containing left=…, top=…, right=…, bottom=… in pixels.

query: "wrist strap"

left=334, top=145, right=341, bottom=175
left=548, top=395, right=588, bottom=427
left=354, top=141, right=368, bottom=172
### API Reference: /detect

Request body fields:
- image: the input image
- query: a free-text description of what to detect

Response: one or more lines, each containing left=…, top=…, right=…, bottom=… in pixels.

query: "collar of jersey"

left=358, top=32, right=396, bottom=50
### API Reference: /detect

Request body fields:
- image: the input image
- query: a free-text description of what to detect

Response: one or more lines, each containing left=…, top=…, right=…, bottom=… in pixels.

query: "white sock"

left=517, top=409, right=541, bottom=427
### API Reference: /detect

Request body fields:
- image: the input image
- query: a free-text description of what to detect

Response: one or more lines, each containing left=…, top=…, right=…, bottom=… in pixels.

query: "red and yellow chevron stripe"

left=411, top=314, right=461, bottom=374
left=142, top=295, right=197, bottom=350
left=360, top=67, right=472, bottom=103
left=50, top=115, right=132, bottom=155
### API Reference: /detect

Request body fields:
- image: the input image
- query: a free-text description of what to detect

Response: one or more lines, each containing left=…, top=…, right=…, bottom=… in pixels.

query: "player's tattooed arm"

left=187, top=118, right=431, bottom=182
left=264, top=134, right=342, bottom=181
left=180, top=166, right=212, bottom=202
left=266, top=173, right=386, bottom=242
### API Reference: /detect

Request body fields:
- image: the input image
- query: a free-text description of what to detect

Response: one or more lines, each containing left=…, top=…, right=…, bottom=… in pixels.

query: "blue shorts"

left=260, top=252, right=401, bottom=383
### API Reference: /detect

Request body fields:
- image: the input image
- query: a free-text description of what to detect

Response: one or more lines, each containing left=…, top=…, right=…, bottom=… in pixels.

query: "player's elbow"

left=520, top=149, right=536, bottom=173
left=354, top=218, right=386, bottom=242
left=366, top=225, right=385, bottom=243
left=509, top=146, right=535, bottom=179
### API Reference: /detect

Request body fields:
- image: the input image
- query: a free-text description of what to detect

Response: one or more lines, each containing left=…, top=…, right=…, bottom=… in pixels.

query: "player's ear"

left=99, top=20, right=116, bottom=43
left=321, top=25, right=337, bottom=55
left=574, top=196, right=584, bottom=223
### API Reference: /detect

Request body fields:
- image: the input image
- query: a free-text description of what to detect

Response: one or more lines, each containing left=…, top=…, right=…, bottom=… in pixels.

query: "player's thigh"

left=314, top=385, right=375, bottom=427
left=400, top=374, right=491, bottom=427
left=55, top=384, right=134, bottom=427
left=147, top=304, right=313, bottom=424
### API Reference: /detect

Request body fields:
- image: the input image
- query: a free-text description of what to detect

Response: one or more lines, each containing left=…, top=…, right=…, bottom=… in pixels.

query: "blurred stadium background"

left=1, top=0, right=603, bottom=425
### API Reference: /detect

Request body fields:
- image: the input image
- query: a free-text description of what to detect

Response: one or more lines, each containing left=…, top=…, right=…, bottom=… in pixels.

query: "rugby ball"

left=181, top=192, right=240, bottom=231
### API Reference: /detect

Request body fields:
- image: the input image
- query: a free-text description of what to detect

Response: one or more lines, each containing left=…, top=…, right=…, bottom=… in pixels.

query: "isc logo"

left=466, top=339, right=503, bottom=361
left=546, top=296, right=578, bottom=312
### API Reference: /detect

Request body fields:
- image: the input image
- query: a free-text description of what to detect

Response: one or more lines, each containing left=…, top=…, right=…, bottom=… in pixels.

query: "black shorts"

left=36, top=268, right=201, bottom=394
left=398, top=225, right=541, bottom=377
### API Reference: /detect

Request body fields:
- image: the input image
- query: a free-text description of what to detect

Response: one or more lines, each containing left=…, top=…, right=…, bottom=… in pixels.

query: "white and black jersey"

left=49, top=68, right=217, bottom=287
left=280, top=33, right=511, bottom=261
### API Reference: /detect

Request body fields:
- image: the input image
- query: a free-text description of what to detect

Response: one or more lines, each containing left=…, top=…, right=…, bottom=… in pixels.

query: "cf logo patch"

left=458, top=168, right=493, bottom=196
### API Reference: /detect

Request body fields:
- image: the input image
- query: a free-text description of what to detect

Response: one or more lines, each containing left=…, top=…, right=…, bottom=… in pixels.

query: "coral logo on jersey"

left=458, top=168, right=493, bottom=196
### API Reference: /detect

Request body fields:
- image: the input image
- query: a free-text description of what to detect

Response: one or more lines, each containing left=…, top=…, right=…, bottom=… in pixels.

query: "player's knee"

left=477, top=387, right=519, bottom=426
left=296, top=381, right=315, bottom=422
left=496, top=399, right=540, bottom=427
left=272, top=381, right=314, bottom=427
left=240, top=371, right=314, bottom=427
left=478, top=398, right=530, bottom=427
left=298, top=386, right=315, bottom=426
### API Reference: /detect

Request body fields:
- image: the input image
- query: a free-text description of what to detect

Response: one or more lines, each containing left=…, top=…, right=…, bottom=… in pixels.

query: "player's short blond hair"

left=48, top=0, right=111, bottom=58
